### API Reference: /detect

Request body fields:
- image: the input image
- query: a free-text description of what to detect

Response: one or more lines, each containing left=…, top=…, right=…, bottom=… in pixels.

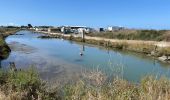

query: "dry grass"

left=63, top=73, right=170, bottom=100
left=88, top=29, right=170, bottom=41
left=1, top=67, right=170, bottom=100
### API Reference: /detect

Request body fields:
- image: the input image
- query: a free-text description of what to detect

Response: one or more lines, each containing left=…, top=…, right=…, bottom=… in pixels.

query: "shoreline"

left=36, top=31, right=170, bottom=47
left=36, top=31, right=170, bottom=63
left=0, top=29, right=20, bottom=60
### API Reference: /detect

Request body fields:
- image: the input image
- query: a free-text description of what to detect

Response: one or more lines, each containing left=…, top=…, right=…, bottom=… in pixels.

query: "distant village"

left=0, top=24, right=125, bottom=34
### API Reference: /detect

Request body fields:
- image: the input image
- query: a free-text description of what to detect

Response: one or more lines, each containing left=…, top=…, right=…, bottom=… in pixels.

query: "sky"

left=0, top=0, right=170, bottom=29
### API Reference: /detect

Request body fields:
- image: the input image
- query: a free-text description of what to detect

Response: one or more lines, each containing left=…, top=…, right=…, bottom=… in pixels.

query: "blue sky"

left=0, top=0, right=170, bottom=29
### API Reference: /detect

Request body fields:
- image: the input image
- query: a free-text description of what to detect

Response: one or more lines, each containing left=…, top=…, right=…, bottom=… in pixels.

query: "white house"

left=108, top=27, right=114, bottom=31
left=48, top=28, right=51, bottom=32
left=61, top=27, right=65, bottom=33
left=107, top=26, right=124, bottom=31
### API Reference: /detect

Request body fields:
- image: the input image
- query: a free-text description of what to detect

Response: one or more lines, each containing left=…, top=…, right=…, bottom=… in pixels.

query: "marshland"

left=0, top=28, right=170, bottom=99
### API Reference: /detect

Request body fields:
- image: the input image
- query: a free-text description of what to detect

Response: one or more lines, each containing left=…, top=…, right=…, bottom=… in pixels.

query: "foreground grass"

left=0, top=68, right=58, bottom=100
left=1, top=68, right=170, bottom=100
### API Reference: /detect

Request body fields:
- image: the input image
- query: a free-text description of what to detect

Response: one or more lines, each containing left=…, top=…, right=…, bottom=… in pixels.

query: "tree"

left=28, top=24, right=33, bottom=28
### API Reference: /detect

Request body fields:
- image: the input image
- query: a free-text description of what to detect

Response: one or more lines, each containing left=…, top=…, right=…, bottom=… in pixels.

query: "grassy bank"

left=0, top=28, right=20, bottom=37
left=0, top=28, right=20, bottom=59
left=0, top=68, right=49, bottom=100
left=88, top=30, right=170, bottom=41
left=0, top=68, right=170, bottom=100
left=0, top=36, right=11, bottom=59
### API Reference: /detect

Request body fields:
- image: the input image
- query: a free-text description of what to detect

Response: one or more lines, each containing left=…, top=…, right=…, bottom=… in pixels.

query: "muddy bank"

left=0, top=35, right=11, bottom=59
left=0, top=28, right=20, bottom=60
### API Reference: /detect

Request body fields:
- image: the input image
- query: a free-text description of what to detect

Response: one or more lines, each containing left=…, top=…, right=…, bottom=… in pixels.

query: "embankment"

left=37, top=31, right=170, bottom=62
left=0, top=28, right=20, bottom=60
left=0, top=35, right=11, bottom=59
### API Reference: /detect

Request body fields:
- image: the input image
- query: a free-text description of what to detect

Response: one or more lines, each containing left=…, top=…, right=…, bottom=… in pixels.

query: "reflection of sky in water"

left=1, top=31, right=170, bottom=83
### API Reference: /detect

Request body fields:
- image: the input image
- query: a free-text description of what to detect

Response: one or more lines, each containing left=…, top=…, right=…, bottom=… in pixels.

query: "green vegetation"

left=88, top=30, right=170, bottom=41
left=0, top=28, right=19, bottom=59
left=0, top=35, right=11, bottom=59
left=0, top=68, right=47, bottom=100
left=1, top=68, right=170, bottom=100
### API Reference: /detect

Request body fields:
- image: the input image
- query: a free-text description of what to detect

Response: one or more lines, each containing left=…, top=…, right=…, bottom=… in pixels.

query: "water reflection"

left=79, top=45, right=85, bottom=56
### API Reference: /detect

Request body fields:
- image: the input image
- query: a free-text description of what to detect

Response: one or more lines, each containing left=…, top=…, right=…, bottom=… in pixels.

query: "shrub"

left=1, top=67, right=170, bottom=99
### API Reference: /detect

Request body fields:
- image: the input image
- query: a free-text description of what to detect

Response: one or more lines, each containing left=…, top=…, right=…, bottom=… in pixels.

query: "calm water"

left=1, top=31, right=170, bottom=83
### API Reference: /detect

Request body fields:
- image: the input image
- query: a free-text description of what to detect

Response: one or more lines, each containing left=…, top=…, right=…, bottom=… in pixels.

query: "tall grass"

left=62, top=72, right=170, bottom=100
left=88, top=30, right=170, bottom=41
left=0, top=67, right=48, bottom=100
left=1, top=67, right=170, bottom=100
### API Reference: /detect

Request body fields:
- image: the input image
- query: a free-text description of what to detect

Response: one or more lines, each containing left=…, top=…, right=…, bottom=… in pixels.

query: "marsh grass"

left=1, top=66, right=170, bottom=100
left=0, top=67, right=47, bottom=100
left=61, top=70, right=170, bottom=100
left=62, top=73, right=170, bottom=100
left=88, top=30, right=170, bottom=41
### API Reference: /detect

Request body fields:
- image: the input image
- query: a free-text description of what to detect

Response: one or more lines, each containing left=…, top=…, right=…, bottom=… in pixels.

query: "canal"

left=1, top=31, right=170, bottom=83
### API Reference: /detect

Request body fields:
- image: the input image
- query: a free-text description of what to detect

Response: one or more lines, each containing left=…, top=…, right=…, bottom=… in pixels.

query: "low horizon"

left=1, top=24, right=169, bottom=30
